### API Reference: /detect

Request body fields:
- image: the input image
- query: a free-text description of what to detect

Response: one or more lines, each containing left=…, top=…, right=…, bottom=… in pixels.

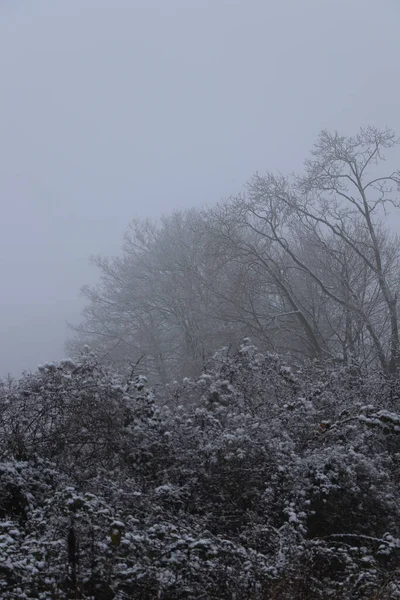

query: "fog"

left=0, top=0, right=399, bottom=376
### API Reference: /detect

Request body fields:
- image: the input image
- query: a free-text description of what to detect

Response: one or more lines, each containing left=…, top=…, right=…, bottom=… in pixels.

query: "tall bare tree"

left=242, top=127, right=400, bottom=374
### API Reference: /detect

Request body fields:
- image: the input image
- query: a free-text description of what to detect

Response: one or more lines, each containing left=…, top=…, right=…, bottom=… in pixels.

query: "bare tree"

left=243, top=127, right=400, bottom=374
left=69, top=210, right=245, bottom=382
left=204, top=202, right=327, bottom=359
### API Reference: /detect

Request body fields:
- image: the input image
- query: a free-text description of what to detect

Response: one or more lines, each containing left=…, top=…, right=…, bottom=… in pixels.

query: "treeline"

left=70, top=127, right=400, bottom=383
left=1, top=127, right=400, bottom=598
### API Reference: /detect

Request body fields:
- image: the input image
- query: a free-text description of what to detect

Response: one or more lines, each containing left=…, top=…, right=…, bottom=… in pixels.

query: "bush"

left=0, top=343, right=399, bottom=598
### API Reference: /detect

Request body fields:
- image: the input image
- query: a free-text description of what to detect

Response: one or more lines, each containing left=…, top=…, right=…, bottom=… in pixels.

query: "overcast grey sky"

left=0, top=0, right=399, bottom=376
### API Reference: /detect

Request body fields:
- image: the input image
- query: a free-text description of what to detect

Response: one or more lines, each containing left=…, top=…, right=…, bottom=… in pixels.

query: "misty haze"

left=1, top=1, right=400, bottom=598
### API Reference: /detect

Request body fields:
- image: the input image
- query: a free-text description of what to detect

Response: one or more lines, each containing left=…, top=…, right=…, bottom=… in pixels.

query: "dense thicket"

left=0, top=345, right=399, bottom=598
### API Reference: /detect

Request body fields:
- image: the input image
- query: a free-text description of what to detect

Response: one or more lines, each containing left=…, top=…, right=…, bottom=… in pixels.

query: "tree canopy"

left=70, top=128, right=400, bottom=383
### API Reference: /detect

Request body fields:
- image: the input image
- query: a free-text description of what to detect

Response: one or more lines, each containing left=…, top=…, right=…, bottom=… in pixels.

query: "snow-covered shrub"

left=0, top=344, right=399, bottom=598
